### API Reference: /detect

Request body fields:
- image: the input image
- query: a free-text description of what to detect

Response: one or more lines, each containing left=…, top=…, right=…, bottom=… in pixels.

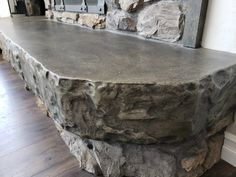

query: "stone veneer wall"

left=45, top=0, right=208, bottom=48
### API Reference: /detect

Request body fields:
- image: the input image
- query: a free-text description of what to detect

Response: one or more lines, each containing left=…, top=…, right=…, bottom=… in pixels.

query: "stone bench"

left=0, top=16, right=236, bottom=177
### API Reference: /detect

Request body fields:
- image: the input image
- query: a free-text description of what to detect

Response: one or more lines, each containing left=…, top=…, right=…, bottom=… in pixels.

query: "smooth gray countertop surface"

left=0, top=16, right=236, bottom=84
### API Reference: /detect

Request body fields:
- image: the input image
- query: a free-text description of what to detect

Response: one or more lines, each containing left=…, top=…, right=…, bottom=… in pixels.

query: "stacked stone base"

left=54, top=121, right=225, bottom=177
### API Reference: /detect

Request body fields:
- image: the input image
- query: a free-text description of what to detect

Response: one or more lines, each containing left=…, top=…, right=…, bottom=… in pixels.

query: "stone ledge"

left=0, top=16, right=235, bottom=177
left=0, top=17, right=235, bottom=145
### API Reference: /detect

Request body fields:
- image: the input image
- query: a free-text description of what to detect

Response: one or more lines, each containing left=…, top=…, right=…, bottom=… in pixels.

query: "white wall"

left=8, top=0, right=17, bottom=13
left=202, top=0, right=236, bottom=54
left=0, top=0, right=11, bottom=18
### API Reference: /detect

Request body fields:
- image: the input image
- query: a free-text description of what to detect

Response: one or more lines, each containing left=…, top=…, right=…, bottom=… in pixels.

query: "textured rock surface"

left=46, top=0, right=208, bottom=47
left=62, top=12, right=79, bottom=21
left=45, top=10, right=54, bottom=19
left=0, top=17, right=235, bottom=145
left=44, top=0, right=51, bottom=9
left=57, top=123, right=176, bottom=177
left=105, top=0, right=120, bottom=11
left=78, top=14, right=106, bottom=29
left=137, top=1, right=184, bottom=41
left=106, top=10, right=136, bottom=31
left=56, top=123, right=225, bottom=177
left=0, top=17, right=235, bottom=177
left=50, top=10, right=106, bottom=28
left=119, top=0, right=144, bottom=12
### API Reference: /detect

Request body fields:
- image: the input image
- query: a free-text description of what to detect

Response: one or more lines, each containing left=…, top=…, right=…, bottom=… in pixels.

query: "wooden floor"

left=1, top=55, right=236, bottom=177
left=0, top=56, right=94, bottom=177
left=202, top=160, right=236, bottom=177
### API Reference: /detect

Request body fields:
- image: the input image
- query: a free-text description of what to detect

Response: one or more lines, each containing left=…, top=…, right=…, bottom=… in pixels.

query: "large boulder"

left=137, top=1, right=184, bottom=42
left=57, top=123, right=176, bottom=177
left=106, top=10, right=136, bottom=31
left=119, top=0, right=144, bottom=12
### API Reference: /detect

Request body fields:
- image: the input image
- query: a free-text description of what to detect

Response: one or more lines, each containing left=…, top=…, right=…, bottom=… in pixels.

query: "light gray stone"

left=78, top=14, right=106, bottom=29
left=56, top=123, right=176, bottom=177
left=119, top=0, right=144, bottom=12
left=52, top=10, right=62, bottom=20
left=45, top=10, right=54, bottom=19
left=204, top=133, right=224, bottom=169
left=0, top=23, right=235, bottom=145
left=105, top=0, right=120, bottom=11
left=62, top=12, right=79, bottom=21
left=137, top=1, right=184, bottom=42
left=56, top=122, right=102, bottom=175
left=106, top=10, right=136, bottom=31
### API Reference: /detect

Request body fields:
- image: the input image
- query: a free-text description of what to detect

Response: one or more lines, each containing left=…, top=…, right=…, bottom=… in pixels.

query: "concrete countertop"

left=0, top=16, right=236, bottom=84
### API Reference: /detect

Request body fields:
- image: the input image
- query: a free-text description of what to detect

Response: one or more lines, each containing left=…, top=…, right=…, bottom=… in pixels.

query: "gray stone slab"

left=0, top=16, right=236, bottom=145
left=0, top=16, right=236, bottom=84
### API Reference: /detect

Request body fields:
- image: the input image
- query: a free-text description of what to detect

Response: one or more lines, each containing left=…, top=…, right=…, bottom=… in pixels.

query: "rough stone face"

left=207, top=113, right=234, bottom=137
left=78, top=14, right=106, bottom=29
left=52, top=10, right=62, bottom=20
left=0, top=29, right=235, bottom=145
left=57, top=123, right=176, bottom=177
left=50, top=11, right=105, bottom=28
left=105, top=0, right=120, bottom=11
left=203, top=133, right=224, bottom=169
left=51, top=11, right=79, bottom=24
left=137, top=1, right=184, bottom=42
left=56, top=123, right=102, bottom=175
left=119, top=0, right=144, bottom=12
left=106, top=10, right=136, bottom=31
left=0, top=19, right=234, bottom=177
left=45, top=10, right=54, bottom=19
left=45, top=0, right=207, bottom=47
left=62, top=12, right=79, bottom=21
left=56, top=123, right=225, bottom=177
left=181, top=151, right=206, bottom=172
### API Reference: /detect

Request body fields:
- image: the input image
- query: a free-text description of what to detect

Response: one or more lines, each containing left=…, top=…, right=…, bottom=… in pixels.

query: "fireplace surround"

left=46, top=0, right=208, bottom=48
left=53, top=0, right=106, bottom=14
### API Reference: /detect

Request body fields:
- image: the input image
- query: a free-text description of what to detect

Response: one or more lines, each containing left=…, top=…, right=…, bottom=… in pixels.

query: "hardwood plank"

left=0, top=56, right=93, bottom=177
left=202, top=160, right=236, bottom=177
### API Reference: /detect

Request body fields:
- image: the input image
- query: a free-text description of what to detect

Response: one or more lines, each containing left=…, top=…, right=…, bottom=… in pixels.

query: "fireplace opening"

left=8, top=0, right=46, bottom=16
left=25, top=0, right=46, bottom=16
left=53, top=0, right=106, bottom=14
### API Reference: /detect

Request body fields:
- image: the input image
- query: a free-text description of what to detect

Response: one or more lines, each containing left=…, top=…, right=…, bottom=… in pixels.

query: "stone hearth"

left=0, top=17, right=236, bottom=177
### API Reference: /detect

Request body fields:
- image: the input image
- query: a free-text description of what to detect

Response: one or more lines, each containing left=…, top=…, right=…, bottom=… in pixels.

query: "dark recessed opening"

left=25, top=0, right=46, bottom=16
left=8, top=0, right=46, bottom=16
left=87, top=143, right=93, bottom=149
left=39, top=0, right=46, bottom=16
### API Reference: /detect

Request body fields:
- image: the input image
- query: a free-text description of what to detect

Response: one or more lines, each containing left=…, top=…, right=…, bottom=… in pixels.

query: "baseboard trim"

left=221, top=131, right=236, bottom=167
